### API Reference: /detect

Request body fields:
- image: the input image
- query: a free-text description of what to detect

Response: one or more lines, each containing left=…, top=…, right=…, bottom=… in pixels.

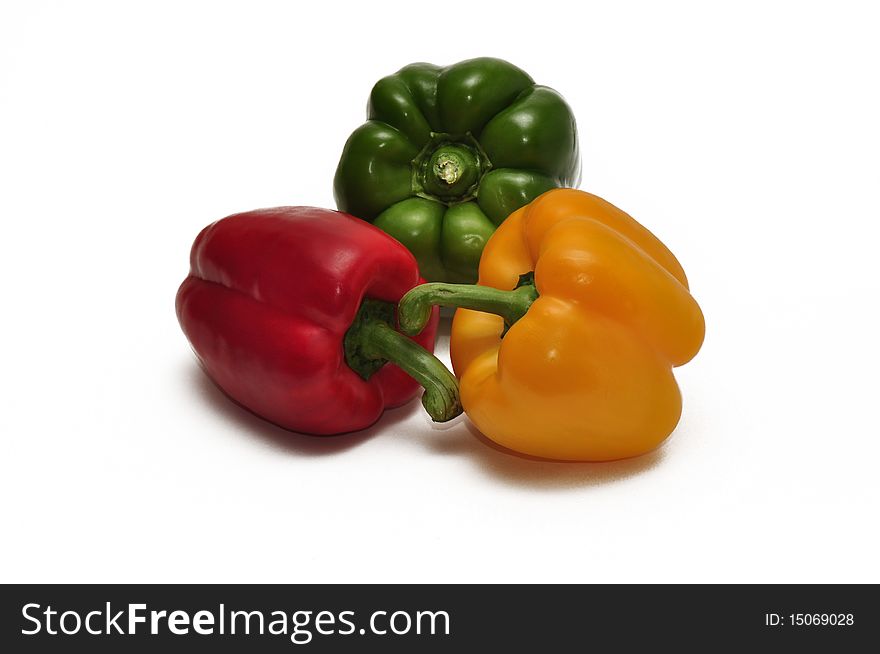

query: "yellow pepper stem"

left=398, top=273, right=538, bottom=337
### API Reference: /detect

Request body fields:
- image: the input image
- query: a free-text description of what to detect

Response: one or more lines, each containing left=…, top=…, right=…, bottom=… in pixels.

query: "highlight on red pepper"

left=176, top=206, right=462, bottom=435
left=397, top=189, right=705, bottom=461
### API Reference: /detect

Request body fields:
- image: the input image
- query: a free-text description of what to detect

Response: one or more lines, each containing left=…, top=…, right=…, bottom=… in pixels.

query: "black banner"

left=1, top=584, right=875, bottom=651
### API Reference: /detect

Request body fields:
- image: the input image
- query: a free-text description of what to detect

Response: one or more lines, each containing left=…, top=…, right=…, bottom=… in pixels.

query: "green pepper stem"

left=411, top=132, right=492, bottom=205
left=398, top=276, right=538, bottom=337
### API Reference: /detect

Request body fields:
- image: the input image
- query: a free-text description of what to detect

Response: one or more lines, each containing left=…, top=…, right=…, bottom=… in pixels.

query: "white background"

left=2, top=0, right=878, bottom=583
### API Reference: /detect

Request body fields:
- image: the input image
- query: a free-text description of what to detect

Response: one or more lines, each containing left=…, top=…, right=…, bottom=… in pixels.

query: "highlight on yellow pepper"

left=398, top=188, right=705, bottom=461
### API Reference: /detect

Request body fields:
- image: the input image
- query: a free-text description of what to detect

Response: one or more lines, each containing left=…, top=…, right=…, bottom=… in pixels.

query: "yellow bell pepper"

left=398, top=188, right=705, bottom=461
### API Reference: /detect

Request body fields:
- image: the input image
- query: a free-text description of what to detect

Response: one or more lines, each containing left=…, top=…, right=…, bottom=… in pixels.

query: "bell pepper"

left=333, top=57, right=580, bottom=284
left=175, top=206, right=461, bottom=435
left=398, top=189, right=705, bottom=461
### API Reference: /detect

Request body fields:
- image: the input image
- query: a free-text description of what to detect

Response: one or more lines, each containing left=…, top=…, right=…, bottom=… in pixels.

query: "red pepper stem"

left=398, top=275, right=538, bottom=337
left=356, top=320, right=462, bottom=423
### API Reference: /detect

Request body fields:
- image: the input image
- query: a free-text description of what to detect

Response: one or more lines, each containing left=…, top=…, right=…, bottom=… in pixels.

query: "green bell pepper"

left=334, top=57, right=581, bottom=283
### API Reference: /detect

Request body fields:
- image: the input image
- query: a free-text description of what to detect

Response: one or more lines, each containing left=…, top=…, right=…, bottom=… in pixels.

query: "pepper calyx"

left=411, top=132, right=492, bottom=205
left=344, top=298, right=462, bottom=422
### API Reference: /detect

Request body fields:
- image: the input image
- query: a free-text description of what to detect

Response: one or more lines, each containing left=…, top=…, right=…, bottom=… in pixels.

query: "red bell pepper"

left=176, top=206, right=461, bottom=434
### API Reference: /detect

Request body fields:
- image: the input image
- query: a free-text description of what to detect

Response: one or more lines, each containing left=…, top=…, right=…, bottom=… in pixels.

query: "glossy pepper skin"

left=334, top=57, right=580, bottom=284
left=399, top=189, right=705, bottom=461
left=176, top=207, right=459, bottom=435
